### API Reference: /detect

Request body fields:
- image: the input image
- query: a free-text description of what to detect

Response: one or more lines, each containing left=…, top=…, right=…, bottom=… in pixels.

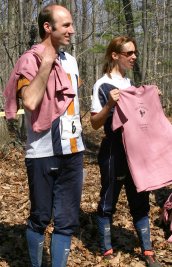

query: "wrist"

left=105, top=102, right=114, bottom=111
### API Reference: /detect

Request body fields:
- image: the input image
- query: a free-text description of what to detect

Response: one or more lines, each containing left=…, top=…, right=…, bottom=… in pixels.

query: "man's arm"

left=21, top=46, right=57, bottom=111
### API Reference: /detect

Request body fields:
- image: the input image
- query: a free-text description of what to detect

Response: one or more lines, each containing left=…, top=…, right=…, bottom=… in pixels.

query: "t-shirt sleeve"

left=17, top=76, right=30, bottom=91
left=17, top=76, right=30, bottom=97
left=90, top=83, right=103, bottom=113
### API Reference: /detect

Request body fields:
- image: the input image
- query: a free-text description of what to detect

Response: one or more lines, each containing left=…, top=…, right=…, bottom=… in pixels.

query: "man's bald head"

left=38, top=4, right=71, bottom=39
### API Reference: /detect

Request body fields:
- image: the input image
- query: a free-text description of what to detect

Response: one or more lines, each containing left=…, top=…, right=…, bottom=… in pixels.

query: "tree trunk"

left=141, top=0, right=148, bottom=83
left=122, top=0, right=141, bottom=85
left=69, top=0, right=76, bottom=57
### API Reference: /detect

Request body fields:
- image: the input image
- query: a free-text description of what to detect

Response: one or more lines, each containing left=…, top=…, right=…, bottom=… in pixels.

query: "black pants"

left=25, top=152, right=83, bottom=235
left=97, top=137, right=150, bottom=223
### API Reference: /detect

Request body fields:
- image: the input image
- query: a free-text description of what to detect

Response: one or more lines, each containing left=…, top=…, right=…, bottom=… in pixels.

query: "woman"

left=90, top=36, right=161, bottom=267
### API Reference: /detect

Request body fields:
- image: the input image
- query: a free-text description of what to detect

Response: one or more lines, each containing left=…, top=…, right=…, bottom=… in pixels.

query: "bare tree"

left=141, top=0, right=148, bottom=82
left=122, top=0, right=141, bottom=84
left=7, top=0, right=18, bottom=71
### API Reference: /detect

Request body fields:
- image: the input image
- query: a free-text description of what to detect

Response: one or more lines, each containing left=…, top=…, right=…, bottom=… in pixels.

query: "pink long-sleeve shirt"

left=112, top=85, right=172, bottom=192
left=3, top=44, right=75, bottom=132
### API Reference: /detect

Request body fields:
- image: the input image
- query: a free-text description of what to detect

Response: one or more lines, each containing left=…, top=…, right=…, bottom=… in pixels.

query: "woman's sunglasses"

left=120, top=50, right=138, bottom=57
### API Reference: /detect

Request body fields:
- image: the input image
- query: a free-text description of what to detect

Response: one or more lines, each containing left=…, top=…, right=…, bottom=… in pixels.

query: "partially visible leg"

left=97, top=216, right=112, bottom=255
left=97, top=178, right=122, bottom=255
left=52, top=152, right=83, bottom=267
left=134, top=215, right=152, bottom=252
left=25, top=157, right=55, bottom=267
left=125, top=173, right=162, bottom=266
left=97, top=138, right=125, bottom=255
left=51, top=234, right=71, bottom=267
left=26, top=228, right=44, bottom=267
left=124, top=172, right=151, bottom=251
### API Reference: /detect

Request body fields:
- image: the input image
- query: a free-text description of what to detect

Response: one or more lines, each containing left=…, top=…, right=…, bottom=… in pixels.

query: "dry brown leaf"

left=0, top=116, right=172, bottom=266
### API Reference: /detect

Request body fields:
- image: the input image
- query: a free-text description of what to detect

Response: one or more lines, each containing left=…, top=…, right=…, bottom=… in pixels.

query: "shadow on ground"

left=74, top=209, right=139, bottom=256
left=0, top=223, right=50, bottom=267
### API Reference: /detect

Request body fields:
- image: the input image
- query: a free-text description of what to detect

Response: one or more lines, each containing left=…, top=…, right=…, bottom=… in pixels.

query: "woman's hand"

left=107, top=89, right=120, bottom=109
left=155, top=86, right=163, bottom=96
left=90, top=88, right=120, bottom=130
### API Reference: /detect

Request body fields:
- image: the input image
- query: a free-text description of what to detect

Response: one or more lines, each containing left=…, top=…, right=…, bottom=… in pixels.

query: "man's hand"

left=21, top=45, right=58, bottom=111
left=36, top=46, right=57, bottom=66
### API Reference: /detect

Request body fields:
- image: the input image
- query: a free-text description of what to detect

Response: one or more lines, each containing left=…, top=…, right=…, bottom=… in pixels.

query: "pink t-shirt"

left=112, top=85, right=172, bottom=192
left=3, top=44, right=75, bottom=132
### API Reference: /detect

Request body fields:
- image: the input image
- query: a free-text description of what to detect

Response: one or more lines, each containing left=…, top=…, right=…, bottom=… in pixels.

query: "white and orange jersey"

left=57, top=52, right=84, bottom=155
left=18, top=52, right=84, bottom=158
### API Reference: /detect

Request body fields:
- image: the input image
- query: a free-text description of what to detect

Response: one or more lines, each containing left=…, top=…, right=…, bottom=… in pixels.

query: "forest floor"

left=0, top=114, right=172, bottom=267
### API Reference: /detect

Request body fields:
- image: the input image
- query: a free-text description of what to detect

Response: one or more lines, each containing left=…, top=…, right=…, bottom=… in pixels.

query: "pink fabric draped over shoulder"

left=3, top=44, right=75, bottom=132
left=112, top=85, right=172, bottom=192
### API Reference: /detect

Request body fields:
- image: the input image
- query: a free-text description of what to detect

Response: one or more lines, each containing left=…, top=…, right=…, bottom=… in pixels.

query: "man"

left=4, top=4, right=84, bottom=267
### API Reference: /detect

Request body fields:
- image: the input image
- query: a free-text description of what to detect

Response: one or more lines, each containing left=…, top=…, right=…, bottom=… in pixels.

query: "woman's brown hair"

left=102, top=36, right=137, bottom=78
